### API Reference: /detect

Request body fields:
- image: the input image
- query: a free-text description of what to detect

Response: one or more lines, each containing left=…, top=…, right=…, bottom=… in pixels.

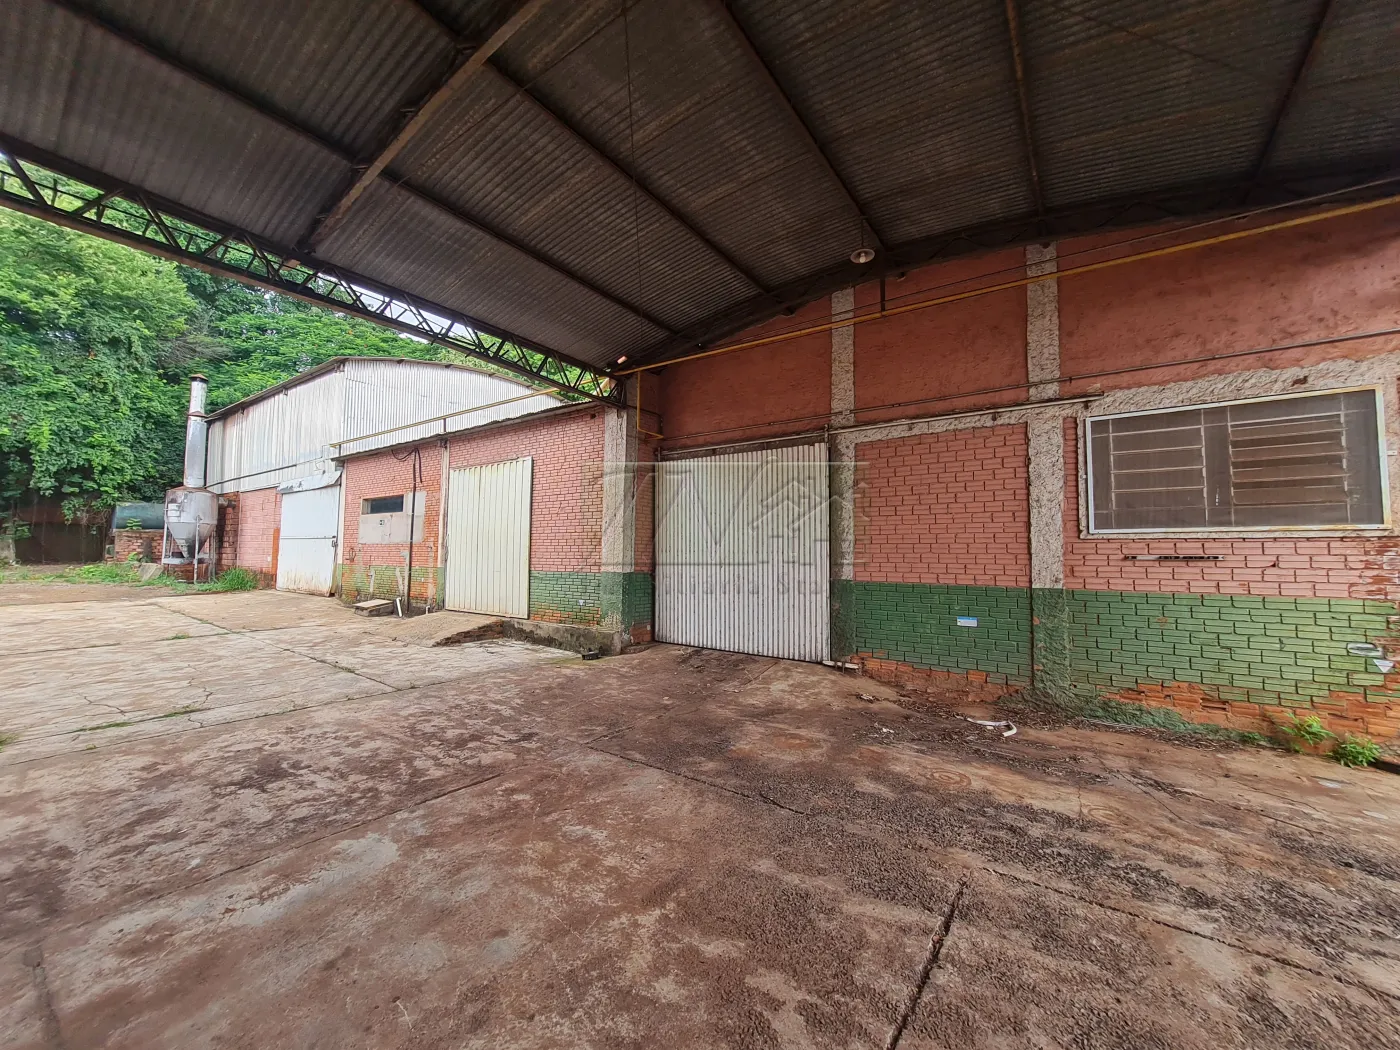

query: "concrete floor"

left=1, top=588, right=1398, bottom=1049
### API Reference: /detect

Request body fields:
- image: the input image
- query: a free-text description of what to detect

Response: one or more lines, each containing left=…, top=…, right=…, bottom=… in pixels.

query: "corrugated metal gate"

left=445, top=458, right=532, bottom=617
left=656, top=443, right=829, bottom=661
left=276, top=486, right=340, bottom=594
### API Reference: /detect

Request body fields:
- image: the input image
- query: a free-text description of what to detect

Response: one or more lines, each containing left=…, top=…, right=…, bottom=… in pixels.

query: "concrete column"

left=1025, top=243, right=1071, bottom=697
left=601, top=400, right=639, bottom=632
left=829, top=288, right=858, bottom=659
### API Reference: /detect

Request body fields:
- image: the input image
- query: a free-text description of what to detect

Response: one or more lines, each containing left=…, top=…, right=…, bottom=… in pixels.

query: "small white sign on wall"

left=956, top=616, right=979, bottom=628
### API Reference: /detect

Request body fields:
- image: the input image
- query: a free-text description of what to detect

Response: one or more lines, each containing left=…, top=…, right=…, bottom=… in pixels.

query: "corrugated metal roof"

left=2, top=0, right=1397, bottom=370
left=87, top=0, right=454, bottom=157
left=1265, top=0, right=1400, bottom=173
left=732, top=0, right=1033, bottom=243
left=1023, top=0, right=1320, bottom=208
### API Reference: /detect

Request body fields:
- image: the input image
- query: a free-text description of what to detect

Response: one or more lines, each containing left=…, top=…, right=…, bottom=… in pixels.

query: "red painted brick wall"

left=340, top=441, right=445, bottom=601
left=855, top=424, right=1030, bottom=587
left=1062, top=419, right=1400, bottom=600
left=233, top=487, right=281, bottom=579
left=854, top=249, right=1028, bottom=422
left=659, top=298, right=831, bottom=448
left=338, top=408, right=607, bottom=595
left=1059, top=206, right=1400, bottom=394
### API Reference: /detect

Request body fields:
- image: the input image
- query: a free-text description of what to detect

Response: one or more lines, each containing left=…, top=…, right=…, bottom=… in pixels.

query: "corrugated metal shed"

left=205, top=358, right=561, bottom=493
left=2, top=0, right=1396, bottom=371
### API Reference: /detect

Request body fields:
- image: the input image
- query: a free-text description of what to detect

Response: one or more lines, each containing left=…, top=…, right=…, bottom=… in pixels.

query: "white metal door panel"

left=656, top=443, right=829, bottom=661
left=276, top=485, right=340, bottom=594
left=446, top=458, right=532, bottom=617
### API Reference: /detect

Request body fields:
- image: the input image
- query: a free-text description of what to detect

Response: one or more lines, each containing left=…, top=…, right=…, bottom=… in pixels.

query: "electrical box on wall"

left=357, top=491, right=426, bottom=544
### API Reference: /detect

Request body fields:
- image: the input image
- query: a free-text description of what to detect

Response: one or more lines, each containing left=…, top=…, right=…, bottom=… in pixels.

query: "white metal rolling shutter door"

left=656, top=443, right=829, bottom=661
left=445, top=458, right=532, bottom=617
left=276, top=486, right=340, bottom=595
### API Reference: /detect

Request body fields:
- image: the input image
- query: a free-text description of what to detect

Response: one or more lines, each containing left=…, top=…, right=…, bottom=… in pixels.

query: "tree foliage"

left=0, top=211, right=455, bottom=516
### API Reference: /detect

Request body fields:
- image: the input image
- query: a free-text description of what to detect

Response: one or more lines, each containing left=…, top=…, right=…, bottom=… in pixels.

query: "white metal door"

left=656, top=443, right=829, bottom=661
left=276, top=486, right=340, bottom=594
left=446, top=458, right=532, bottom=617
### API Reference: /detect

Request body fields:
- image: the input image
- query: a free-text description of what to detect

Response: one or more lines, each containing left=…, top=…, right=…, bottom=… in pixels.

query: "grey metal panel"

left=1022, top=0, right=1321, bottom=208
left=85, top=0, right=455, bottom=156
left=0, top=0, right=347, bottom=244
left=446, top=457, right=533, bottom=618
left=396, top=65, right=755, bottom=330
left=336, top=357, right=561, bottom=457
left=1265, top=0, right=1400, bottom=174
left=318, top=180, right=665, bottom=364
left=730, top=0, right=1033, bottom=244
left=655, top=443, right=829, bottom=662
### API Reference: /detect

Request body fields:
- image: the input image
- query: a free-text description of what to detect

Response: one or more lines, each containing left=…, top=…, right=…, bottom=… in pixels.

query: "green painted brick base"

left=833, top=580, right=1398, bottom=718
left=831, top=580, right=1031, bottom=683
left=1063, top=590, right=1398, bottom=709
left=531, top=570, right=653, bottom=631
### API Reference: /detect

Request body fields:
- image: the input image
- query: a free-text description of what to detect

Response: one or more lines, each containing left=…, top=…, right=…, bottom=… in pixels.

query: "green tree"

left=0, top=210, right=466, bottom=519
left=0, top=210, right=193, bottom=514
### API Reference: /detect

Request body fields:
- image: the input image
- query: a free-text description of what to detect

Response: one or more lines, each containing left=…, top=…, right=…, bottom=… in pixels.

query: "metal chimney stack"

left=183, top=373, right=209, bottom=489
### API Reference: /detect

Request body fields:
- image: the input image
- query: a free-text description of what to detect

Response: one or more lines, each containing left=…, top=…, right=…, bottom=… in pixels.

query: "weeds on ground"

left=75, top=719, right=134, bottom=732
left=1002, top=689, right=1271, bottom=747
left=1277, top=713, right=1335, bottom=752
left=1, top=562, right=259, bottom=593
left=1332, top=734, right=1383, bottom=768
left=0, top=731, right=16, bottom=752
left=155, top=705, right=203, bottom=719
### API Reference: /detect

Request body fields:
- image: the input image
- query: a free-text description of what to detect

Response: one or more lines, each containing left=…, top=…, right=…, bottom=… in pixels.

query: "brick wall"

left=642, top=205, right=1400, bottom=739
left=855, top=425, right=1030, bottom=587
left=233, top=487, right=281, bottom=583
left=111, top=529, right=161, bottom=562
left=338, top=408, right=621, bottom=621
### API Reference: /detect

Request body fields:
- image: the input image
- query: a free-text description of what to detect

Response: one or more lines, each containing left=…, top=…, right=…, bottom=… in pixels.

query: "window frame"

left=1083, top=385, right=1391, bottom=536
left=361, top=494, right=405, bottom=515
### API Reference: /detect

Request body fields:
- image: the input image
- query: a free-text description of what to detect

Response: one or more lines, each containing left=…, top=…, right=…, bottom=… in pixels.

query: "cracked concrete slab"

left=1, top=587, right=1398, bottom=1048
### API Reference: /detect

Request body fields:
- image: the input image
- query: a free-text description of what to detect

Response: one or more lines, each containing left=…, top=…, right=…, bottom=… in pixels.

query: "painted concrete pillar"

left=1025, top=243, right=1071, bottom=697
left=601, top=396, right=642, bottom=633
left=829, top=287, right=858, bottom=658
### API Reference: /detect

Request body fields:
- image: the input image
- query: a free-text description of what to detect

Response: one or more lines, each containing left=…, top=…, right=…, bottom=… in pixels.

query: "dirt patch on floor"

left=2, top=597, right=1398, bottom=1048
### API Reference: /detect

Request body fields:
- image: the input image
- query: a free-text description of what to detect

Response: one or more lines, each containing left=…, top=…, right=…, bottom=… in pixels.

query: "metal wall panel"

left=656, top=443, right=829, bottom=662
left=445, top=458, right=532, bottom=618
left=205, top=360, right=560, bottom=493
left=337, top=358, right=559, bottom=458
left=275, top=485, right=340, bottom=595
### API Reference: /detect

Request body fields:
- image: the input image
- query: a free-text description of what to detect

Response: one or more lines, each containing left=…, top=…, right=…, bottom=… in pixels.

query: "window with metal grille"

left=1086, top=389, right=1386, bottom=532
left=362, top=495, right=404, bottom=515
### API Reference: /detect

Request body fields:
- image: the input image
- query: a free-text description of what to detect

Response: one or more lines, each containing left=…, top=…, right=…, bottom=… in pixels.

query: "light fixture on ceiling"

left=850, top=247, right=876, bottom=265
left=616, top=354, right=628, bottom=364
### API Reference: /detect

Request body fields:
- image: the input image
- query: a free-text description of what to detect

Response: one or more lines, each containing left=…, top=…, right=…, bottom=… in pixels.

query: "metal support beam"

left=0, top=137, right=619, bottom=404
left=708, top=0, right=889, bottom=254
left=1251, top=0, right=1335, bottom=183
left=398, top=0, right=775, bottom=299
left=1003, top=0, right=1047, bottom=216
left=309, top=0, right=551, bottom=246
left=629, top=165, right=1400, bottom=367
left=46, top=0, right=674, bottom=337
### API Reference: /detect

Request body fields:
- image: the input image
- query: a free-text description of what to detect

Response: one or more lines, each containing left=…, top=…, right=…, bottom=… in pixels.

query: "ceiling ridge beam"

left=309, top=0, right=552, bottom=246
left=1002, top=0, right=1047, bottom=217
left=707, top=0, right=889, bottom=255
left=1250, top=0, right=1335, bottom=185
left=44, top=0, right=675, bottom=336
left=398, top=0, right=777, bottom=300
